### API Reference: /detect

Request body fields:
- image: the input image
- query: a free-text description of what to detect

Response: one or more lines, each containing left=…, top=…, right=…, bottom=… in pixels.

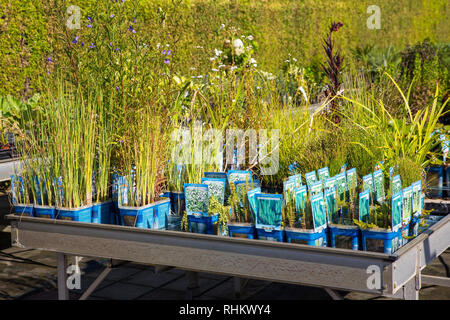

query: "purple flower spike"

left=167, top=50, right=172, bottom=55
left=72, top=36, right=79, bottom=44
left=109, top=42, right=112, bottom=47
left=128, top=25, right=136, bottom=33
left=132, top=17, right=136, bottom=23
left=162, top=50, right=166, bottom=55
left=110, top=14, right=114, bottom=18
left=115, top=48, right=119, bottom=51
left=81, top=42, right=84, bottom=47
left=164, top=59, right=170, bottom=64
left=90, top=43, right=95, bottom=49
left=87, top=16, right=92, bottom=22
left=47, top=57, right=53, bottom=63
left=87, top=24, right=92, bottom=28
left=115, top=86, right=119, bottom=91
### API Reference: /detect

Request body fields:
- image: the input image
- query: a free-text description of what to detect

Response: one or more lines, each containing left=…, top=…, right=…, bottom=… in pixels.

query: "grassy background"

left=0, top=0, right=448, bottom=97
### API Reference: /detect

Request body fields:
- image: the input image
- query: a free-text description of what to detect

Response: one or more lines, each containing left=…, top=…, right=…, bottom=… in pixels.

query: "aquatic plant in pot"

left=118, top=109, right=170, bottom=229
left=227, top=179, right=260, bottom=239
left=284, top=186, right=327, bottom=247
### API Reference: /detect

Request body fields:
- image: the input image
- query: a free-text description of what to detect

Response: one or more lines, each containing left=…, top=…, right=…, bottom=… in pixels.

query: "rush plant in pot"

left=118, top=107, right=170, bottom=229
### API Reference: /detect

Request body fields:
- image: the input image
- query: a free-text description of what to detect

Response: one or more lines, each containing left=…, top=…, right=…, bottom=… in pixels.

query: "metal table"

left=6, top=214, right=450, bottom=300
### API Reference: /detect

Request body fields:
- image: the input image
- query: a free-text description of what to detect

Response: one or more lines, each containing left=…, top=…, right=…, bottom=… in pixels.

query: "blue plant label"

left=201, top=177, right=226, bottom=205
left=304, top=171, right=317, bottom=188
left=118, top=176, right=129, bottom=206
left=362, top=173, right=374, bottom=199
left=392, top=175, right=402, bottom=197
left=411, top=180, right=421, bottom=215
left=112, top=173, right=120, bottom=201
left=346, top=167, right=357, bottom=190
left=10, top=175, right=18, bottom=204
left=255, top=193, right=283, bottom=230
left=389, top=167, right=394, bottom=180
left=318, top=167, right=330, bottom=182
left=283, top=179, right=296, bottom=196
left=288, top=162, right=300, bottom=174
left=402, top=186, right=413, bottom=224
left=294, top=185, right=307, bottom=213
left=235, top=180, right=260, bottom=207
left=311, top=193, right=326, bottom=232
left=359, top=189, right=370, bottom=223
left=247, top=187, right=261, bottom=221
left=54, top=177, right=64, bottom=207
left=310, top=180, right=323, bottom=196
left=374, top=161, right=383, bottom=172
left=34, top=176, right=42, bottom=205
left=325, top=187, right=337, bottom=224
left=340, top=163, right=347, bottom=173
left=288, top=173, right=302, bottom=188
left=325, top=176, right=336, bottom=190
left=391, top=191, right=402, bottom=232
left=335, top=172, right=347, bottom=198
left=227, top=170, right=252, bottom=191
left=184, top=183, right=209, bottom=217
left=373, top=169, right=384, bottom=203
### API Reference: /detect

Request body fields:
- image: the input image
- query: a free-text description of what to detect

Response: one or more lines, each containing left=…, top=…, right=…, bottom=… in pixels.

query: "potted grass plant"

left=118, top=108, right=170, bottom=229
left=284, top=186, right=327, bottom=246
left=91, top=94, right=115, bottom=225
left=227, top=178, right=260, bottom=239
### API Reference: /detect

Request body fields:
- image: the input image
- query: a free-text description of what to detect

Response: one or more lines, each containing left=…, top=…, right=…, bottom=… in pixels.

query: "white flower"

left=219, top=23, right=225, bottom=30
left=293, top=58, right=297, bottom=62
left=247, top=35, right=254, bottom=41
left=256, top=86, right=261, bottom=90
left=211, top=68, right=219, bottom=72
left=209, top=57, right=216, bottom=61
left=250, top=58, right=257, bottom=65
left=285, top=59, right=290, bottom=63
left=230, top=66, right=237, bottom=71
left=156, top=43, right=161, bottom=49
left=190, top=67, right=196, bottom=71
left=233, top=39, right=244, bottom=56
left=214, top=48, right=222, bottom=57
left=218, top=64, right=225, bottom=68
left=197, top=75, right=203, bottom=79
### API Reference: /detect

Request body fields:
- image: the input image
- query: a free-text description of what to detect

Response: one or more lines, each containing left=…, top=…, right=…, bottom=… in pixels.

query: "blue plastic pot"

left=119, top=198, right=170, bottom=229
left=57, top=205, right=92, bottom=222
left=14, top=204, right=34, bottom=217
left=188, top=214, right=218, bottom=235
left=228, top=222, right=256, bottom=239
left=92, top=200, right=115, bottom=224
left=34, top=205, right=56, bottom=219
left=328, top=224, right=360, bottom=250
left=284, top=227, right=327, bottom=246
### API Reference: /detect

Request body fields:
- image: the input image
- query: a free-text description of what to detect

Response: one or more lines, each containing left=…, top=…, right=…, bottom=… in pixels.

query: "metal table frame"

left=7, top=214, right=450, bottom=300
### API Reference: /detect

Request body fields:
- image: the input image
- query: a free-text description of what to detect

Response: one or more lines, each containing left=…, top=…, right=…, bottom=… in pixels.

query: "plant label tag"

left=335, top=172, right=347, bottom=199
left=392, top=175, right=402, bottom=197
left=255, top=193, right=283, bottom=230
left=402, top=186, right=413, bottom=225
left=288, top=173, right=302, bottom=188
left=311, top=193, right=326, bottom=232
left=247, top=187, right=261, bottom=220
left=294, top=185, right=307, bottom=213
left=304, top=171, right=317, bottom=188
left=235, top=180, right=260, bottom=208
left=362, top=173, right=374, bottom=200
left=318, top=167, right=330, bottom=182
left=346, top=168, right=357, bottom=190
left=411, top=180, right=421, bottom=215
left=310, top=180, right=323, bottom=196
left=325, top=187, right=337, bottom=224
left=184, top=183, right=209, bottom=216
left=325, top=176, right=337, bottom=190
left=391, top=191, right=402, bottom=232
left=201, top=177, right=226, bottom=205
left=373, top=169, right=384, bottom=204
left=359, top=189, right=370, bottom=223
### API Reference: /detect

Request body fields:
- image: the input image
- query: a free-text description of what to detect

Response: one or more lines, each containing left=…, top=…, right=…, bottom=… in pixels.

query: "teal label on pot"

left=346, top=168, right=357, bottom=190
left=288, top=173, right=302, bottom=188
left=325, top=187, right=337, bottom=224
left=391, top=192, right=402, bottom=231
left=255, top=193, right=283, bottom=228
left=294, top=185, right=307, bottom=213
left=325, top=176, right=336, bottom=190
left=318, top=167, right=330, bottom=183
left=402, top=186, right=413, bottom=224
left=362, top=173, right=374, bottom=200
left=373, top=169, right=384, bottom=204
left=311, top=192, right=326, bottom=232
left=247, top=187, right=261, bottom=220
left=201, top=177, right=226, bottom=205
left=391, top=175, right=402, bottom=197
left=310, top=180, right=322, bottom=196
left=359, top=189, right=370, bottom=223
left=304, top=171, right=317, bottom=188
left=335, top=172, right=347, bottom=200
left=411, top=180, right=421, bottom=215
left=184, top=183, right=209, bottom=216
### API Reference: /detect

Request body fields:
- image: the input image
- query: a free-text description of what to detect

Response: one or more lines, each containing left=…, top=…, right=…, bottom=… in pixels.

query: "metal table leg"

left=57, top=253, right=69, bottom=300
